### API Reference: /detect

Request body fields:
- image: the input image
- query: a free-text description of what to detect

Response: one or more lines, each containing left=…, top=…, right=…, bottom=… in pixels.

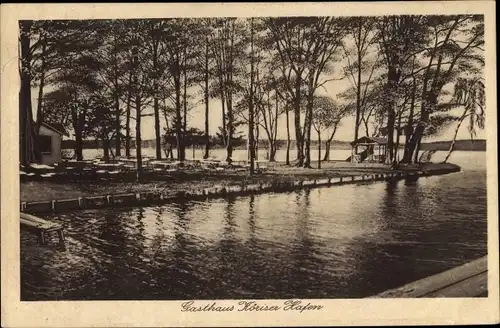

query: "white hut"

left=38, top=122, right=69, bottom=165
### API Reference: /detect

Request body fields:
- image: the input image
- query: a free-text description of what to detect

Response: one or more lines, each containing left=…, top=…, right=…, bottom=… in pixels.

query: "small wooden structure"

left=349, top=136, right=388, bottom=163
left=20, top=212, right=65, bottom=245
left=371, top=256, right=487, bottom=298
left=38, top=122, right=69, bottom=166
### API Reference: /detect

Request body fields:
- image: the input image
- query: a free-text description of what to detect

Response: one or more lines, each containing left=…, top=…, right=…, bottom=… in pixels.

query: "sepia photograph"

left=1, top=2, right=498, bottom=327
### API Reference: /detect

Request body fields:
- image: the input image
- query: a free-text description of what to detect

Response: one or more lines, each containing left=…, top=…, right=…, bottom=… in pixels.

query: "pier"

left=371, top=256, right=488, bottom=298
left=20, top=212, right=65, bottom=245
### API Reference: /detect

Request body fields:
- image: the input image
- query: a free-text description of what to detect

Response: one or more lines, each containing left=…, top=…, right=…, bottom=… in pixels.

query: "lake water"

left=80, top=147, right=400, bottom=162
left=20, top=151, right=487, bottom=300
left=81, top=146, right=485, bottom=165
left=81, top=147, right=354, bottom=162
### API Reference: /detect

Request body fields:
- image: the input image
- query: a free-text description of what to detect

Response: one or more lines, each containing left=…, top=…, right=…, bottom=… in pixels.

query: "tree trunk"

left=74, top=128, right=83, bottom=161
left=225, top=31, right=234, bottom=165
left=153, top=95, right=161, bottom=160
left=317, top=129, right=321, bottom=169
left=132, top=48, right=142, bottom=180
left=35, top=40, right=47, bottom=135
left=269, top=142, right=276, bottom=162
left=174, top=71, right=183, bottom=161
left=384, top=67, right=398, bottom=165
left=225, top=76, right=234, bottom=163
left=135, top=97, right=142, bottom=181
left=293, top=77, right=303, bottom=166
left=203, top=39, right=210, bottom=159
left=413, top=135, right=422, bottom=163
left=19, top=20, right=36, bottom=165
left=103, top=136, right=110, bottom=163
left=323, top=140, right=331, bottom=161
left=226, top=97, right=233, bottom=164
left=220, top=94, right=227, bottom=145
left=323, top=125, right=338, bottom=162
left=248, top=18, right=255, bottom=174
left=394, top=111, right=402, bottom=166
left=363, top=119, right=370, bottom=137
left=407, top=100, right=432, bottom=163
left=111, top=33, right=121, bottom=157
left=406, top=83, right=437, bottom=162
left=168, top=145, right=174, bottom=159
left=183, top=46, right=188, bottom=137
left=354, top=22, right=362, bottom=143
left=303, top=74, right=314, bottom=168
left=303, top=107, right=312, bottom=168
left=125, top=69, right=132, bottom=157
left=72, top=105, right=85, bottom=161
left=443, top=110, right=469, bottom=163
left=269, top=88, right=279, bottom=163
left=151, top=37, right=161, bottom=160
left=255, top=121, right=259, bottom=160
left=114, top=92, right=121, bottom=158
left=285, top=102, right=291, bottom=165
left=402, top=77, right=417, bottom=163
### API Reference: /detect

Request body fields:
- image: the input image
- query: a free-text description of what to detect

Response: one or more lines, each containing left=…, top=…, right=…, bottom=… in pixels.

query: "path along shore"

left=20, top=161, right=461, bottom=215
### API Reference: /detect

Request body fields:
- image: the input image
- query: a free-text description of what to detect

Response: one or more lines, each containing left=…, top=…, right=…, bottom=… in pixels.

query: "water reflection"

left=21, top=153, right=487, bottom=300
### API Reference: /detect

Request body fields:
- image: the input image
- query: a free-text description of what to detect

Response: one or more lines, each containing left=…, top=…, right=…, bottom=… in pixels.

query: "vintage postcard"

left=1, top=1, right=499, bottom=327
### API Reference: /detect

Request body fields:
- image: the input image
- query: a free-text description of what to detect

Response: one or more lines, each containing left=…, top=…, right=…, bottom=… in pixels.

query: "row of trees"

left=338, top=15, right=485, bottom=164
left=19, top=15, right=484, bottom=174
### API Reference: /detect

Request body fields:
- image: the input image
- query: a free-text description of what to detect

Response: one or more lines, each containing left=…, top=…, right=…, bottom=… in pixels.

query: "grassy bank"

left=20, top=161, right=460, bottom=202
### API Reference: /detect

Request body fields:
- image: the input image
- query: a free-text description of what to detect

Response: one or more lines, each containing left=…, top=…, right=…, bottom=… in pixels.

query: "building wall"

left=39, top=125, right=62, bottom=165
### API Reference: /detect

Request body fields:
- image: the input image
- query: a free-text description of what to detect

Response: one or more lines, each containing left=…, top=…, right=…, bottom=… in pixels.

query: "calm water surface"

left=21, top=151, right=487, bottom=300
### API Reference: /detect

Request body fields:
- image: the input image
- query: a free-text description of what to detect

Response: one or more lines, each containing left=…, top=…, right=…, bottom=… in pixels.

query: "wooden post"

left=57, top=230, right=65, bottom=244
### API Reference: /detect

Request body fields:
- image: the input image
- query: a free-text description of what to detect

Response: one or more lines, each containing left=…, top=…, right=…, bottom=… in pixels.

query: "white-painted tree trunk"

left=443, top=110, right=470, bottom=163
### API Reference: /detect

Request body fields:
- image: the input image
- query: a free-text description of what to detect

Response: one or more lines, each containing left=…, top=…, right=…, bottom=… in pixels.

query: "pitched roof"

left=41, top=122, right=69, bottom=136
left=350, top=136, right=388, bottom=146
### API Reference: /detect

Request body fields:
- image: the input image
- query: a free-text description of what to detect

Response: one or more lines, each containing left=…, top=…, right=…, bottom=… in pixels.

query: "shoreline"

left=20, top=162, right=461, bottom=215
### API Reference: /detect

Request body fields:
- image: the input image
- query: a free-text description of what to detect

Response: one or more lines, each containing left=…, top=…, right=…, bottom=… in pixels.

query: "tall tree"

left=144, top=19, right=170, bottom=160
left=404, top=15, right=484, bottom=163
left=442, top=77, right=485, bottom=163
left=122, top=20, right=155, bottom=179
left=211, top=18, right=247, bottom=163
left=19, top=20, right=98, bottom=164
left=265, top=18, right=308, bottom=166
left=19, top=20, right=35, bottom=165
left=248, top=18, right=256, bottom=174
left=376, top=15, right=428, bottom=165
left=341, top=17, right=380, bottom=142
left=192, top=19, right=215, bottom=159
left=266, top=17, right=346, bottom=167
left=302, top=18, right=346, bottom=167
left=311, top=95, right=348, bottom=164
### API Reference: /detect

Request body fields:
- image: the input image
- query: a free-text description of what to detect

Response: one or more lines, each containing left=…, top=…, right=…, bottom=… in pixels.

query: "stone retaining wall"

left=20, top=167, right=460, bottom=215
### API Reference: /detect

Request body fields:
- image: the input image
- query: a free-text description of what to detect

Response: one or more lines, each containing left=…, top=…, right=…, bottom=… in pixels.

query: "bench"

left=20, top=213, right=65, bottom=245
